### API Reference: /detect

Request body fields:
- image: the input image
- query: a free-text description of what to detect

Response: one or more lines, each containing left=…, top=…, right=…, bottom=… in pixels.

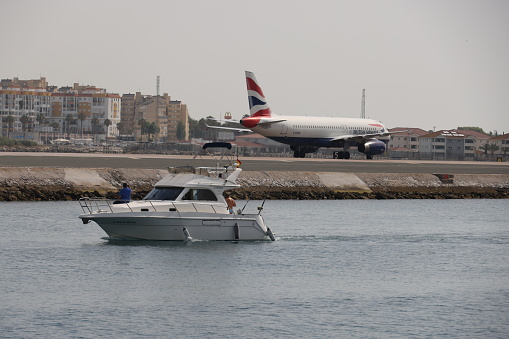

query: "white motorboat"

left=79, top=143, right=275, bottom=241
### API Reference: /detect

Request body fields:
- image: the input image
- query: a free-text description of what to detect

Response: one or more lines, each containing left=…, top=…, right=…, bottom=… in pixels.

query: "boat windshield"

left=143, top=187, right=184, bottom=201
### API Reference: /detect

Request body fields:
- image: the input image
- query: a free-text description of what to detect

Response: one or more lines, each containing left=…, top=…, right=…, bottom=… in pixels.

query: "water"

left=0, top=200, right=508, bottom=338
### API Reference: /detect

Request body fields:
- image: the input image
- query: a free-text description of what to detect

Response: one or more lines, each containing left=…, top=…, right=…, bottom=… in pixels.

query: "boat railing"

left=79, top=198, right=228, bottom=215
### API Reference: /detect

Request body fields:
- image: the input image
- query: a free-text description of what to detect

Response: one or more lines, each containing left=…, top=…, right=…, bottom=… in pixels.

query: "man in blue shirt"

left=118, top=183, right=132, bottom=203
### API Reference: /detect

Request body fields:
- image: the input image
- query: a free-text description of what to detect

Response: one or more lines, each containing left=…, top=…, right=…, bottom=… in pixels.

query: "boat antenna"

left=258, top=171, right=275, bottom=215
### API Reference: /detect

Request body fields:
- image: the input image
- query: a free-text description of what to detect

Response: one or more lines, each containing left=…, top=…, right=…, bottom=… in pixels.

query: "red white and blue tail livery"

left=246, top=71, right=271, bottom=117
left=220, top=71, right=392, bottom=159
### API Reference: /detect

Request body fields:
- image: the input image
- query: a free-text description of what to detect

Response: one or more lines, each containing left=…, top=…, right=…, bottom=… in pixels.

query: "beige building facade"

left=1, top=77, right=120, bottom=142
left=50, top=85, right=121, bottom=140
left=0, top=77, right=52, bottom=140
left=120, top=92, right=189, bottom=141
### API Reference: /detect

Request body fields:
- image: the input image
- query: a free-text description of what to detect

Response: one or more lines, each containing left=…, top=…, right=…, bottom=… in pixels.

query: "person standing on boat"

left=117, top=183, right=132, bottom=203
left=225, top=195, right=236, bottom=214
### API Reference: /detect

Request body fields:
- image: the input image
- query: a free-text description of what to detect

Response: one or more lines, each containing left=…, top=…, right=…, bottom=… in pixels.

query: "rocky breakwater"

left=0, top=167, right=165, bottom=201
left=0, top=167, right=508, bottom=201
left=233, top=171, right=509, bottom=199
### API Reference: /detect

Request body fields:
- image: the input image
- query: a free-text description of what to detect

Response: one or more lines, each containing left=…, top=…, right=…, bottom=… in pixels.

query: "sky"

left=1, top=0, right=508, bottom=134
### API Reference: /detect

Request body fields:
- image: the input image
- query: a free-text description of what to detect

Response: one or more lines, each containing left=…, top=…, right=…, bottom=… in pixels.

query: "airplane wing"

left=257, top=119, right=287, bottom=125
left=205, top=124, right=252, bottom=132
left=330, top=131, right=395, bottom=142
left=209, top=118, right=242, bottom=124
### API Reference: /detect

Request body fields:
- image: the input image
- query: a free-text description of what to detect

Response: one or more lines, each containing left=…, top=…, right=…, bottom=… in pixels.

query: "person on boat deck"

left=117, top=183, right=132, bottom=203
left=225, top=195, right=236, bottom=214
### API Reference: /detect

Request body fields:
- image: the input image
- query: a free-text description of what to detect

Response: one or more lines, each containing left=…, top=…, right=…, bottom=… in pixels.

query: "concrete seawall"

left=1, top=167, right=508, bottom=201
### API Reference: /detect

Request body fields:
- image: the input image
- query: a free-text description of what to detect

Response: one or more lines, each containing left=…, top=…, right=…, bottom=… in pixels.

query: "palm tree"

left=138, top=118, right=146, bottom=141
left=103, top=119, right=111, bottom=138
left=176, top=121, right=186, bottom=141
left=65, top=115, right=74, bottom=138
left=116, top=121, right=124, bottom=135
left=91, top=117, right=100, bottom=143
left=36, top=113, right=46, bottom=142
left=70, top=118, right=78, bottom=138
left=49, top=122, right=60, bottom=141
left=3, top=115, right=15, bottom=139
left=19, top=115, right=32, bottom=140
left=479, top=143, right=500, bottom=158
left=78, top=112, right=87, bottom=138
left=147, top=121, right=159, bottom=142
left=488, top=143, right=500, bottom=155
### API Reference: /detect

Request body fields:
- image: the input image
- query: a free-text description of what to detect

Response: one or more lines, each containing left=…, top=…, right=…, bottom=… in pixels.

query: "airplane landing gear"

left=293, top=149, right=306, bottom=158
left=333, top=151, right=350, bottom=159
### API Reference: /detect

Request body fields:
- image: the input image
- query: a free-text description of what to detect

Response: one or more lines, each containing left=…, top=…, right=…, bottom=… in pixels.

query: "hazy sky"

left=2, top=0, right=508, bottom=133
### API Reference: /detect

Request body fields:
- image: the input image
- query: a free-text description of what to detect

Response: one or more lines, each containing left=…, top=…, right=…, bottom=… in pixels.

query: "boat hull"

left=80, top=212, right=270, bottom=241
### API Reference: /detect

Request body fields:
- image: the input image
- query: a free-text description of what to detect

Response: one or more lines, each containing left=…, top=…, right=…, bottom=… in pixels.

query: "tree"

left=36, top=113, right=47, bottom=142
left=488, top=143, right=500, bottom=155
left=502, top=147, right=509, bottom=156
left=71, top=118, right=78, bottom=138
left=65, top=115, right=74, bottom=138
left=479, top=143, right=499, bottom=157
left=146, top=121, right=159, bottom=141
left=91, top=117, right=100, bottom=143
left=104, top=118, right=111, bottom=137
left=457, top=126, right=486, bottom=135
left=176, top=121, right=186, bottom=141
left=138, top=118, right=147, bottom=141
left=20, top=115, right=32, bottom=140
left=116, top=121, right=124, bottom=135
left=78, top=112, right=87, bottom=138
left=4, top=115, right=15, bottom=139
left=50, top=121, right=60, bottom=140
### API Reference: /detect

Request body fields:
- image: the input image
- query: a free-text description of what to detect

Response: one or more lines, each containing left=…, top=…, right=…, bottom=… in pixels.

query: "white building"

left=50, top=86, right=121, bottom=141
left=0, top=83, right=52, bottom=140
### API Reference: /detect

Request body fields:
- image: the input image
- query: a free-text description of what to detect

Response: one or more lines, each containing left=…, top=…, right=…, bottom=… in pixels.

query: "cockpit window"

left=182, top=189, right=218, bottom=201
left=143, top=187, right=184, bottom=201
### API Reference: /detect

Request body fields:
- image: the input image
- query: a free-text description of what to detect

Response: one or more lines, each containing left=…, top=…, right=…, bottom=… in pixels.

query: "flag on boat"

left=235, top=159, right=242, bottom=167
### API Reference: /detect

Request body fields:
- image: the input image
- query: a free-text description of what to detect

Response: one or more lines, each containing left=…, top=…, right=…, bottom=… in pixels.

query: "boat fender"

left=82, top=218, right=90, bottom=224
left=234, top=223, right=240, bottom=240
left=183, top=227, right=193, bottom=242
left=267, top=227, right=275, bottom=241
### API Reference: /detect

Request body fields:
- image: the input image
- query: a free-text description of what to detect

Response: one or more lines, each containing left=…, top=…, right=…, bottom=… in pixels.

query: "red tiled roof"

left=389, top=127, right=429, bottom=136
left=490, top=133, right=509, bottom=140
left=454, top=129, right=490, bottom=138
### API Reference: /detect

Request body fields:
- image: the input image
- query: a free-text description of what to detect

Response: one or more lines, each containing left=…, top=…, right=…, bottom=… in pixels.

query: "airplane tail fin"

left=245, top=71, right=273, bottom=117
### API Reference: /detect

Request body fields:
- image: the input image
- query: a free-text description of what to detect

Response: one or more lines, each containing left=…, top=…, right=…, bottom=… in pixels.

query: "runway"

left=0, top=152, right=507, bottom=174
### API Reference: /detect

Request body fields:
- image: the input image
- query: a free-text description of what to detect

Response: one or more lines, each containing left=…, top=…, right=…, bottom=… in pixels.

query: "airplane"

left=209, top=71, right=392, bottom=159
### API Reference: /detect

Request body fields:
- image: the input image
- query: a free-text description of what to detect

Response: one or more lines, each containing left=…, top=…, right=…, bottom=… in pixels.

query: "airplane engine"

left=358, top=140, right=386, bottom=155
left=240, top=117, right=261, bottom=128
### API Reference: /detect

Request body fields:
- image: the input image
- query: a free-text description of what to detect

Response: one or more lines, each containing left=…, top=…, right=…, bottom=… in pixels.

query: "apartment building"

left=388, top=127, right=428, bottom=154
left=50, top=84, right=121, bottom=140
left=0, top=77, right=52, bottom=139
left=389, top=128, right=492, bottom=160
left=487, top=133, right=509, bottom=158
left=1, top=77, right=120, bottom=142
left=120, top=92, right=189, bottom=141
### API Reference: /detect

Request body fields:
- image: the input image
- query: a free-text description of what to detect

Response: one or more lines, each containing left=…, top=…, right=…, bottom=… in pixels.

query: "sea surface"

left=0, top=199, right=508, bottom=338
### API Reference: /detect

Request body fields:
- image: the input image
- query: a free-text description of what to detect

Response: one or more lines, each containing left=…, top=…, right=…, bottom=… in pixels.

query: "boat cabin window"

left=182, top=189, right=218, bottom=201
left=143, top=187, right=184, bottom=201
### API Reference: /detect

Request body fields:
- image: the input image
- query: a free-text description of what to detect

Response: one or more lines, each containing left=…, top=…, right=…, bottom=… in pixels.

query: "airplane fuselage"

left=248, top=116, right=389, bottom=148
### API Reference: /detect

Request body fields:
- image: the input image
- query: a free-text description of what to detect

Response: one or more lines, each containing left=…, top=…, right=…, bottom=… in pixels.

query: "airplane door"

left=280, top=122, right=288, bottom=135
